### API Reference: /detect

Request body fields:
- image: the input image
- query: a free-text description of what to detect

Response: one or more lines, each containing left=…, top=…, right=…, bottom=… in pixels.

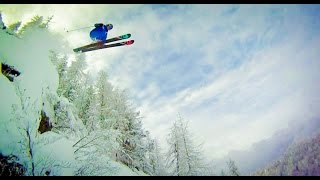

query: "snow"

left=109, top=161, right=148, bottom=176
left=34, top=131, right=77, bottom=176
left=0, top=74, right=19, bottom=125
left=0, top=26, right=75, bottom=175
left=0, top=19, right=58, bottom=150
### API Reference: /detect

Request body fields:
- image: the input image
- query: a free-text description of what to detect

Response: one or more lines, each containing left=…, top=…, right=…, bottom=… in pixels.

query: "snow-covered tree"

left=17, top=15, right=53, bottom=37
left=166, top=120, right=181, bottom=176
left=94, top=70, right=114, bottom=129
left=49, top=51, right=68, bottom=97
left=166, top=115, right=207, bottom=176
left=63, top=54, right=87, bottom=104
left=227, top=159, right=240, bottom=176
left=145, top=138, right=167, bottom=176
left=77, top=82, right=95, bottom=127
left=17, top=16, right=43, bottom=37
left=84, top=87, right=98, bottom=132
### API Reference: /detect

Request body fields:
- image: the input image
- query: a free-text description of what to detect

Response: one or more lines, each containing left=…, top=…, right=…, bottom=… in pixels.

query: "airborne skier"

left=73, top=23, right=134, bottom=53
left=90, top=23, right=113, bottom=42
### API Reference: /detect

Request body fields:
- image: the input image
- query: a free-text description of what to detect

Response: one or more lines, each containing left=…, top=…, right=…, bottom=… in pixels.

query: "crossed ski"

left=73, top=33, right=134, bottom=53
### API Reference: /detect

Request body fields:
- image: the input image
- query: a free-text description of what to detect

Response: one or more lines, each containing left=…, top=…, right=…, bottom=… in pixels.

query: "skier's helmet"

left=106, top=24, right=113, bottom=30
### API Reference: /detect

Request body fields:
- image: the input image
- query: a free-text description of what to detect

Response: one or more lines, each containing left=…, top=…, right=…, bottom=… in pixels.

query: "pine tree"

left=7, top=21, right=22, bottom=34
left=63, top=54, right=87, bottom=103
left=166, top=120, right=181, bottom=176
left=166, top=115, right=207, bottom=176
left=124, top=113, right=147, bottom=171
left=227, top=159, right=240, bottom=176
left=85, top=88, right=98, bottom=132
left=77, top=76, right=95, bottom=127
left=49, top=51, right=68, bottom=97
left=17, top=15, right=44, bottom=36
left=39, top=16, right=54, bottom=29
left=147, top=138, right=167, bottom=175
left=94, top=70, right=114, bottom=129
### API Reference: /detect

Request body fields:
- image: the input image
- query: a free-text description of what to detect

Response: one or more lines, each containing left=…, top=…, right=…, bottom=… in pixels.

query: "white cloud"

left=134, top=7, right=320, bottom=160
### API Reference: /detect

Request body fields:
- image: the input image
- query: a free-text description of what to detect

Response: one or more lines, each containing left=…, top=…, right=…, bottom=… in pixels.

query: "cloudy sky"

left=1, top=4, right=320, bottom=165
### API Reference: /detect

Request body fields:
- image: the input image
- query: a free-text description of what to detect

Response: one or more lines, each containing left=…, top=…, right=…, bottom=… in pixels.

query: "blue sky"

left=1, top=4, right=320, bottom=167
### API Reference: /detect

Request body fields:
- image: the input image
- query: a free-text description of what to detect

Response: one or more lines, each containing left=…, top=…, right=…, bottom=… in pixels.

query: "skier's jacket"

left=90, top=23, right=113, bottom=41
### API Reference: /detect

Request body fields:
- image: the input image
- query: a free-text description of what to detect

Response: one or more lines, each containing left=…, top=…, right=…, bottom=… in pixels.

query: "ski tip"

left=125, top=40, right=134, bottom=45
left=120, top=33, right=131, bottom=39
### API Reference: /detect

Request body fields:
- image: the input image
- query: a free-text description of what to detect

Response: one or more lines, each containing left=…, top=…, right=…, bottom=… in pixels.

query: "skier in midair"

left=90, top=23, right=113, bottom=42
left=72, top=23, right=134, bottom=53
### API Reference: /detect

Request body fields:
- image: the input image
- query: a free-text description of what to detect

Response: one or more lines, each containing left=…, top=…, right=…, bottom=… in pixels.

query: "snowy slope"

left=0, top=17, right=76, bottom=176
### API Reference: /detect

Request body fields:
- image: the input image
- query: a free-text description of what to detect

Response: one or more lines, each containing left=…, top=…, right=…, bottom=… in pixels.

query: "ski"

left=77, top=40, right=134, bottom=53
left=73, top=33, right=131, bottom=52
left=1, top=62, right=21, bottom=82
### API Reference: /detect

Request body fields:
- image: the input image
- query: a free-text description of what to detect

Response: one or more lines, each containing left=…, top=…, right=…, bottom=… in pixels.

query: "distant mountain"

left=213, top=117, right=320, bottom=175
left=252, top=133, right=320, bottom=176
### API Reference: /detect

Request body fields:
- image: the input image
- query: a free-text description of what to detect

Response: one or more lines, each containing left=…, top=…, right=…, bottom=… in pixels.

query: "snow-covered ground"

left=106, top=161, right=148, bottom=176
